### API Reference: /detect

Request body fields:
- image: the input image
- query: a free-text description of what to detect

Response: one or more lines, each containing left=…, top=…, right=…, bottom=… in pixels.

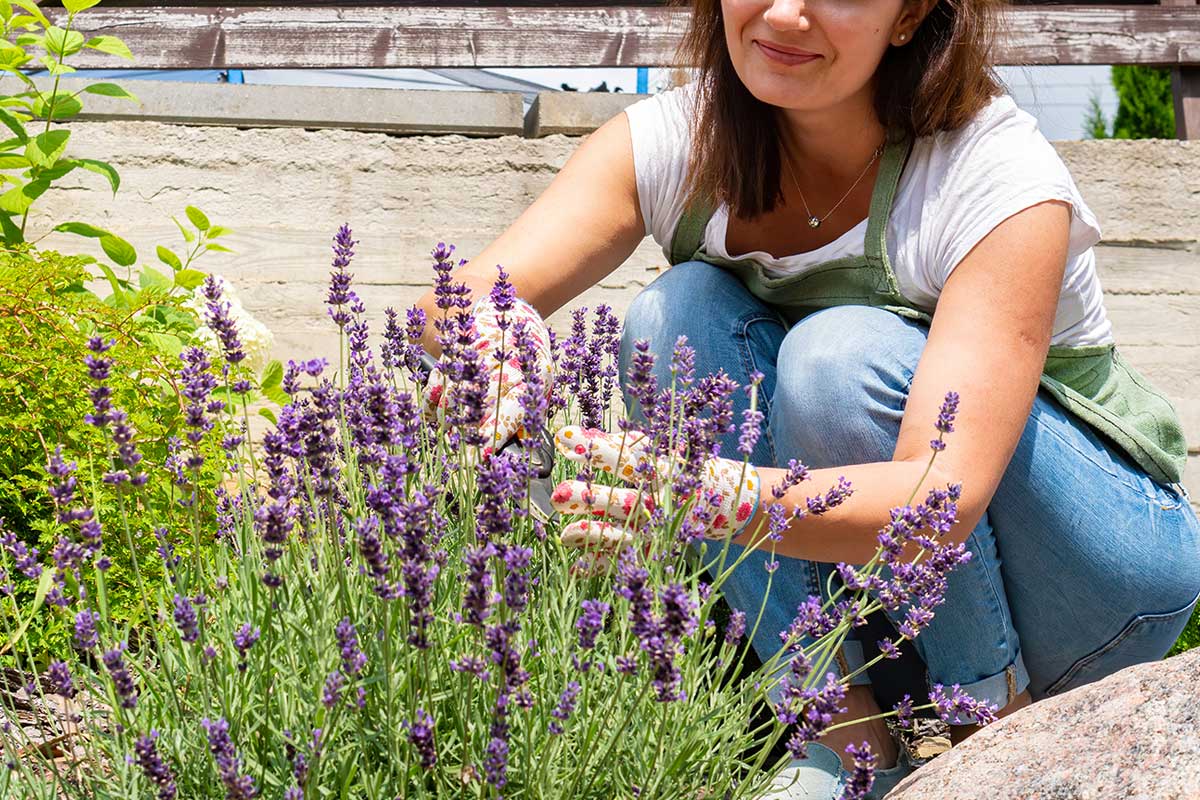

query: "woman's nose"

left=763, top=0, right=813, bottom=32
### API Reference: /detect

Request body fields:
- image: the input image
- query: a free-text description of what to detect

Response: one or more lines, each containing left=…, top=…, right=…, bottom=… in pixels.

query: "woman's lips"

left=755, top=40, right=821, bottom=66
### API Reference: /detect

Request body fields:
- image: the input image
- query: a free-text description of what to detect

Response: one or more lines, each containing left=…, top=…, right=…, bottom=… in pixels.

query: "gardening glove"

left=423, top=296, right=554, bottom=457
left=548, top=426, right=761, bottom=556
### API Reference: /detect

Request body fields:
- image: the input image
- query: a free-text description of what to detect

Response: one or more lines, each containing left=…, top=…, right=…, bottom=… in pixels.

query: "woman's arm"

left=734, top=200, right=1073, bottom=564
left=413, top=111, right=647, bottom=357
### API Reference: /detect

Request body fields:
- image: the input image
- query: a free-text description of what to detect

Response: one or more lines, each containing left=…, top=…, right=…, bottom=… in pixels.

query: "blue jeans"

left=618, top=260, right=1200, bottom=716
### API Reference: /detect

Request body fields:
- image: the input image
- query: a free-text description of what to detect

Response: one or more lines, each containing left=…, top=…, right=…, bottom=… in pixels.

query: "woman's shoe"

left=758, top=740, right=918, bottom=800
left=759, top=742, right=846, bottom=799
left=863, top=744, right=918, bottom=800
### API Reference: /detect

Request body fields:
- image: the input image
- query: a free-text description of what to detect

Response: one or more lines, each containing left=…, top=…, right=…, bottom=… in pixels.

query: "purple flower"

left=877, top=639, right=901, bottom=660
left=327, top=223, right=357, bottom=329
left=173, top=594, right=199, bottom=643
left=771, top=458, right=811, bottom=500
left=576, top=599, right=609, bottom=651
left=335, top=617, right=367, bottom=677
left=74, top=609, right=99, bottom=651
left=935, top=391, right=960, bottom=434
left=102, top=643, right=138, bottom=709
left=179, top=347, right=219, bottom=465
left=929, top=683, right=998, bottom=726
left=201, top=718, right=256, bottom=799
left=322, top=670, right=345, bottom=709
left=201, top=276, right=246, bottom=365
left=805, top=477, right=853, bottom=516
left=1, top=523, right=41, bottom=580
left=724, top=608, right=747, bottom=647
left=841, top=742, right=877, bottom=800
left=405, top=709, right=437, bottom=769
left=462, top=543, right=497, bottom=628
left=548, top=681, right=581, bottom=735
left=783, top=673, right=847, bottom=759
left=233, top=623, right=260, bottom=671
left=134, top=731, right=178, bottom=800
left=484, top=735, right=509, bottom=789
left=893, top=695, right=914, bottom=730
left=46, top=661, right=75, bottom=699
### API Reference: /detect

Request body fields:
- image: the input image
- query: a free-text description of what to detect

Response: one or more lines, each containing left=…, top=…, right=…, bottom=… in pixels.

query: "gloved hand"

left=548, top=426, right=761, bottom=555
left=423, top=295, right=554, bottom=455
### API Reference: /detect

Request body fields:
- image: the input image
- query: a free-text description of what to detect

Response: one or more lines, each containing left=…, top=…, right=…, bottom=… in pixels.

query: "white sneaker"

left=760, top=743, right=846, bottom=799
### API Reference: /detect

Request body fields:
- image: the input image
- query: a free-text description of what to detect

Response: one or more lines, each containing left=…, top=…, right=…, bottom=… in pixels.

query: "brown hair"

left=676, top=0, right=1004, bottom=220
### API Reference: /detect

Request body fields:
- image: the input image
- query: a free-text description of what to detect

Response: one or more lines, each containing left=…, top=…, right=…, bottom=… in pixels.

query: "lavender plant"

left=0, top=227, right=990, bottom=800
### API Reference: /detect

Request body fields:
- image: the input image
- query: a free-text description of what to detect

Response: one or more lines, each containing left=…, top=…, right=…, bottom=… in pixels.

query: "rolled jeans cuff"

left=937, top=648, right=1031, bottom=725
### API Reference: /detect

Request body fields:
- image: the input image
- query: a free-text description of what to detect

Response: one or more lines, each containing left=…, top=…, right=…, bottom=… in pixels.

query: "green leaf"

left=84, top=35, right=133, bottom=61
left=37, top=53, right=75, bottom=77
left=263, top=385, right=291, bottom=406
left=62, top=0, right=102, bottom=13
left=0, top=1, right=14, bottom=21
left=10, top=0, right=49, bottom=27
left=138, top=266, right=171, bottom=292
left=206, top=224, right=231, bottom=238
left=185, top=205, right=210, bottom=231
left=0, top=210, right=22, bottom=244
left=171, top=215, right=195, bottom=243
left=156, top=245, right=182, bottom=271
left=258, top=407, right=278, bottom=425
left=95, top=262, right=128, bottom=307
left=173, top=268, right=206, bottom=290
left=101, top=234, right=136, bottom=267
left=76, top=157, right=119, bottom=194
left=143, top=331, right=183, bottom=357
left=0, top=107, right=27, bottom=143
left=44, top=26, right=85, bottom=59
left=53, top=220, right=108, bottom=238
left=260, top=359, right=283, bottom=390
left=204, top=242, right=233, bottom=254
left=0, top=177, right=47, bottom=213
left=0, top=569, right=54, bottom=656
left=82, top=82, right=139, bottom=103
left=0, top=153, right=27, bottom=169
left=38, top=159, right=78, bottom=180
left=25, top=128, right=69, bottom=168
left=33, top=90, right=83, bottom=120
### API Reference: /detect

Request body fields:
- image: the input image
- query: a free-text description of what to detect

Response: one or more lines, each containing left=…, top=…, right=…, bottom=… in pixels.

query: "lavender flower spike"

left=201, top=717, right=257, bottom=800
left=135, top=731, right=179, bottom=800
left=840, top=742, right=877, bottom=800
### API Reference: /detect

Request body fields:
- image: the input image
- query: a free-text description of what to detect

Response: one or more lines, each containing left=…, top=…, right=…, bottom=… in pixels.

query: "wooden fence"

left=39, top=0, right=1200, bottom=138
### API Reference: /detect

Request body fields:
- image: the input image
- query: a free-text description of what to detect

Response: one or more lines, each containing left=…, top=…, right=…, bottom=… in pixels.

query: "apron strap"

left=864, top=135, right=912, bottom=271
left=670, top=195, right=714, bottom=266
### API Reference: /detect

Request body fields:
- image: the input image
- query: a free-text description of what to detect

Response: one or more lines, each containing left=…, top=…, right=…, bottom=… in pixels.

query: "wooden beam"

left=1162, top=0, right=1200, bottom=138
left=44, top=5, right=1200, bottom=69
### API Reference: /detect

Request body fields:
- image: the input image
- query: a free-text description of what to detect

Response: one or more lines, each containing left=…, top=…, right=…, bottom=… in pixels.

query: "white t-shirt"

left=623, top=85, right=1114, bottom=347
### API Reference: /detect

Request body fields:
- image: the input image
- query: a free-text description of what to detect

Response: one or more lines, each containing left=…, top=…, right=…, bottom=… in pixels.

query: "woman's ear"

left=892, top=0, right=939, bottom=46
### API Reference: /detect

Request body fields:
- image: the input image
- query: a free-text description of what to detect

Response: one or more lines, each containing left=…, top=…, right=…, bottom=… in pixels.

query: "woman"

left=415, top=0, right=1200, bottom=796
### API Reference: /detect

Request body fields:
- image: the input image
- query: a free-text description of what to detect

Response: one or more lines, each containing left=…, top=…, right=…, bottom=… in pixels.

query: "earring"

left=898, top=33, right=907, bottom=42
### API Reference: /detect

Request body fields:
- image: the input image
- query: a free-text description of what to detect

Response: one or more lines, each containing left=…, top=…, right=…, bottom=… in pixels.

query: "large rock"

left=888, top=648, right=1200, bottom=800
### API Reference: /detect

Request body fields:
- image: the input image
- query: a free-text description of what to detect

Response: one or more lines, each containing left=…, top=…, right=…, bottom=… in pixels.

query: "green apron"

left=669, top=136, right=1188, bottom=486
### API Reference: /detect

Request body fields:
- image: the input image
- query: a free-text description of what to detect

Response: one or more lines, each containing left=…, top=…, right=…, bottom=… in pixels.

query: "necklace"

left=783, top=142, right=884, bottom=229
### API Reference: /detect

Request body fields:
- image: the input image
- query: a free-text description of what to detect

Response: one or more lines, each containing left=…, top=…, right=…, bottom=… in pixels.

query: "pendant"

left=808, top=216, right=821, bottom=229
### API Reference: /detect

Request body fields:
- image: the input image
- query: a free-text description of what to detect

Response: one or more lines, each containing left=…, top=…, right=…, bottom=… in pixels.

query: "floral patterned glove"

left=548, top=426, right=761, bottom=555
left=424, top=295, right=554, bottom=454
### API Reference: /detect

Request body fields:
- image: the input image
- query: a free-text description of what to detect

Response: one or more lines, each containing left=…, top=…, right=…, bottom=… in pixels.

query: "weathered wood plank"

left=44, top=5, right=1200, bottom=69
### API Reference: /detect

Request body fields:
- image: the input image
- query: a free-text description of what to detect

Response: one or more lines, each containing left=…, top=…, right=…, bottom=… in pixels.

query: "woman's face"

left=721, top=0, right=914, bottom=114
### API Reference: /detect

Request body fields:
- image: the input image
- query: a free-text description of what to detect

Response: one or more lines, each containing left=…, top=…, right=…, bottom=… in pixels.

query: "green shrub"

left=0, top=243, right=231, bottom=662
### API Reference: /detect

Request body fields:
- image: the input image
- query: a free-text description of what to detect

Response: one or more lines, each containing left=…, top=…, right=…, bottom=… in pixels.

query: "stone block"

left=525, top=91, right=648, bottom=137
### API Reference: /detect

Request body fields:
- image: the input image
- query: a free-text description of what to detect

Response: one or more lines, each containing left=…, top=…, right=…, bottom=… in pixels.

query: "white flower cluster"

left=185, top=274, right=275, bottom=375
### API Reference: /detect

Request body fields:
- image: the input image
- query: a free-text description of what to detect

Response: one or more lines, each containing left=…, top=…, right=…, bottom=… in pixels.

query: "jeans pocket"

left=1045, top=588, right=1200, bottom=697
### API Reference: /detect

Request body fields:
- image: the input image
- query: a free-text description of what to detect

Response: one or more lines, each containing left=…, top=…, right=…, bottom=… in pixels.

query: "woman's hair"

left=676, top=0, right=1004, bottom=219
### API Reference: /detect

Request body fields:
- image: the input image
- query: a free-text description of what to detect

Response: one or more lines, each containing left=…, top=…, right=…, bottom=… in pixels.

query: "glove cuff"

left=730, top=464, right=763, bottom=540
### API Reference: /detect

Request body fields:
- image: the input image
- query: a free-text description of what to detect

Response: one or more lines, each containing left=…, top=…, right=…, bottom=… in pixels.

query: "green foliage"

left=0, top=0, right=136, bottom=248
left=1169, top=604, right=1200, bottom=657
left=1085, top=66, right=1176, bottom=140
left=0, top=245, right=224, bottom=662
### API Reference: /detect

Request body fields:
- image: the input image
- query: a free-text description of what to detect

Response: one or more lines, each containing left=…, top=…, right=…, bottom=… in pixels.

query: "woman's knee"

left=622, top=260, right=759, bottom=346
left=770, top=306, right=925, bottom=466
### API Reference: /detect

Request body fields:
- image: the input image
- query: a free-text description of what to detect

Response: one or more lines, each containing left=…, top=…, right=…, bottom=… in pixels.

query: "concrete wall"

left=28, top=97, right=1200, bottom=508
